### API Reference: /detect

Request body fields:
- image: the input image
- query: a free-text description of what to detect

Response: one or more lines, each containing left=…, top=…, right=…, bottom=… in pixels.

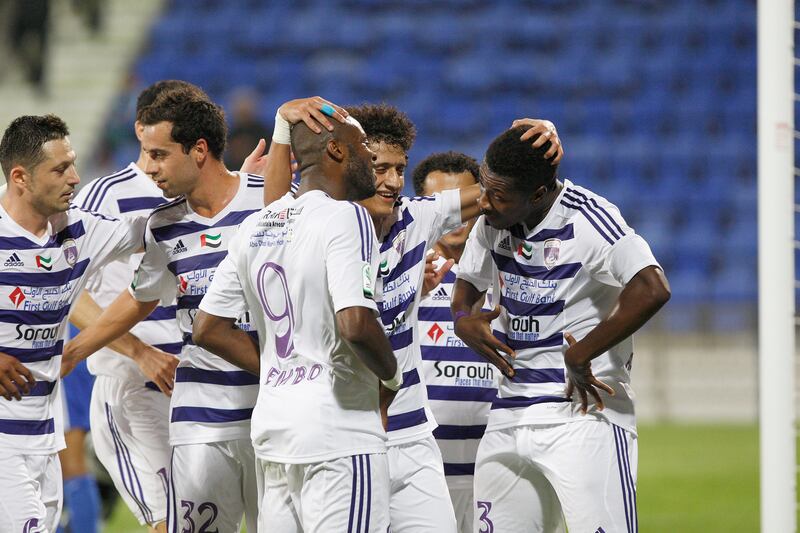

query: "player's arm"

left=263, top=96, right=349, bottom=205
left=192, top=311, right=259, bottom=375
left=564, top=266, right=670, bottom=412
left=62, top=291, right=180, bottom=393
left=67, top=290, right=179, bottom=395
left=451, top=279, right=515, bottom=378
left=456, top=119, right=564, bottom=222
left=337, top=307, right=398, bottom=382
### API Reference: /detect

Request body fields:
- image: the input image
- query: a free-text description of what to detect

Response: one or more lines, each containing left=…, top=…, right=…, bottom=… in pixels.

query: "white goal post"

left=758, top=0, right=796, bottom=531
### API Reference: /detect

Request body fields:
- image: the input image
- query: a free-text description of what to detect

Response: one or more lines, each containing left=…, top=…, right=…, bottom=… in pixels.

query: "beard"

left=343, top=149, right=377, bottom=201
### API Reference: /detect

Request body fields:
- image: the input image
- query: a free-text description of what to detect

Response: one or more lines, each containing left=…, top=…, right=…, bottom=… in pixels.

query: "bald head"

left=290, top=117, right=365, bottom=172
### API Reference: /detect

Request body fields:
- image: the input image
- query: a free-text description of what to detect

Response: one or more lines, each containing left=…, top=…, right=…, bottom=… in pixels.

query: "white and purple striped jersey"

left=129, top=173, right=264, bottom=446
left=376, top=190, right=462, bottom=445
left=74, top=163, right=182, bottom=383
left=0, top=203, right=144, bottom=453
left=458, top=179, right=660, bottom=435
left=419, top=259, right=498, bottom=486
left=200, top=191, right=386, bottom=463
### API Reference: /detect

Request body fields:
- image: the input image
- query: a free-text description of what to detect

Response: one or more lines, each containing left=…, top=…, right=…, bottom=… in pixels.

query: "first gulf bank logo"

left=200, top=233, right=221, bottom=248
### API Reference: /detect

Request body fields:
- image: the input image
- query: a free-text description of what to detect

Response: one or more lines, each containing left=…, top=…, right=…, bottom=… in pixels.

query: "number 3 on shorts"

left=477, top=501, right=494, bottom=533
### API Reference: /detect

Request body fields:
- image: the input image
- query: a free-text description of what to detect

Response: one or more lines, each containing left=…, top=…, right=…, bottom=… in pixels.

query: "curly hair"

left=138, top=89, right=227, bottom=160
left=0, top=114, right=70, bottom=177
left=485, top=125, right=556, bottom=193
left=411, top=151, right=479, bottom=195
left=345, top=103, right=416, bottom=152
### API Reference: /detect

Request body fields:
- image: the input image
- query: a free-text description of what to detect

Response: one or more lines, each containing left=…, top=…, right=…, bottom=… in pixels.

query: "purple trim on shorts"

left=105, top=403, right=153, bottom=524
left=356, top=454, right=365, bottom=532
left=365, top=454, right=372, bottom=531
left=348, top=455, right=358, bottom=532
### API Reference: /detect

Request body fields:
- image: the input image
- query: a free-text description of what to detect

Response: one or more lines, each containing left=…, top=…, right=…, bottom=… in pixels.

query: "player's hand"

left=563, top=332, right=614, bottom=414
left=421, top=252, right=455, bottom=298
left=0, top=351, right=35, bottom=401
left=278, top=96, right=349, bottom=134
left=454, top=306, right=516, bottom=378
left=133, top=345, right=179, bottom=397
left=240, top=138, right=269, bottom=176
left=379, top=383, right=397, bottom=432
left=512, top=118, right=564, bottom=165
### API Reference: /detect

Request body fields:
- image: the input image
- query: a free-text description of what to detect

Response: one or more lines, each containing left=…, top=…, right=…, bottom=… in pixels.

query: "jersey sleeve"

left=407, top=189, right=463, bottom=245
left=81, top=210, right=145, bottom=273
left=129, top=220, right=175, bottom=303
left=580, top=202, right=661, bottom=287
left=456, top=216, right=495, bottom=292
left=325, top=203, right=380, bottom=314
left=199, top=222, right=247, bottom=320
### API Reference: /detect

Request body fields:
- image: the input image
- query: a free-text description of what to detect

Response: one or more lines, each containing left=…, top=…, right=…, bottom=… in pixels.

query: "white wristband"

left=272, top=110, right=291, bottom=145
left=381, top=365, right=403, bottom=392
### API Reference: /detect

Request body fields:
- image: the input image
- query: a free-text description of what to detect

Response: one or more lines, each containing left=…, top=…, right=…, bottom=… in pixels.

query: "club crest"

left=543, top=238, right=561, bottom=268
left=62, top=238, right=78, bottom=267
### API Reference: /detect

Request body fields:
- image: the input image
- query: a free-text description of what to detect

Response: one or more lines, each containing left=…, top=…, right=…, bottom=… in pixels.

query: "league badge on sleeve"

left=62, top=238, right=78, bottom=267
left=543, top=238, right=561, bottom=269
left=362, top=263, right=375, bottom=299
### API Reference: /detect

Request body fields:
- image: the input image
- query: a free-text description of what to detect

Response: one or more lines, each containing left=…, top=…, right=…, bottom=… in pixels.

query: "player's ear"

left=8, top=165, right=30, bottom=189
left=326, top=138, right=345, bottom=163
left=192, top=138, right=209, bottom=163
left=531, top=183, right=549, bottom=205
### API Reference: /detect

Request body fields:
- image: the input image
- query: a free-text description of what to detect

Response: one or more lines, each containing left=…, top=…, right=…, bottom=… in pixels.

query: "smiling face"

left=341, top=123, right=378, bottom=201
left=357, top=141, right=406, bottom=220
left=24, top=137, right=80, bottom=216
left=140, top=121, right=199, bottom=198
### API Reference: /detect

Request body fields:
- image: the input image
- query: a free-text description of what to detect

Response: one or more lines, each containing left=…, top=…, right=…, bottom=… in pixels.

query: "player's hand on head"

left=421, top=253, right=455, bottom=298
left=0, top=351, right=35, bottom=401
left=454, top=306, right=516, bottom=378
left=278, top=97, right=349, bottom=134
left=563, top=332, right=614, bottom=414
left=240, top=138, right=269, bottom=176
left=135, top=345, right=179, bottom=397
left=512, top=118, right=564, bottom=165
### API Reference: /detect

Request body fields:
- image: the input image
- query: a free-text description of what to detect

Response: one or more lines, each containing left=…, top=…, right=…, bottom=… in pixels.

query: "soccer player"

left=412, top=151, right=498, bottom=533
left=0, top=114, right=147, bottom=532
left=194, top=113, right=402, bottom=532
left=67, top=80, right=201, bottom=533
left=62, top=90, right=263, bottom=532
left=452, top=125, right=671, bottom=532
left=265, top=103, right=563, bottom=531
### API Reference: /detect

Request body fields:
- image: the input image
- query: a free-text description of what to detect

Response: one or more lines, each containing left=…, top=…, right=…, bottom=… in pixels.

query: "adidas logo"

left=3, top=253, right=24, bottom=267
left=172, top=239, right=188, bottom=255
left=498, top=236, right=511, bottom=251
left=432, top=286, right=449, bottom=301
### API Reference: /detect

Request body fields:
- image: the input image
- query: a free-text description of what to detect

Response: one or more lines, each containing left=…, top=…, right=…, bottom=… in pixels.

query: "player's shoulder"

left=557, top=179, right=629, bottom=245
left=147, top=197, right=188, bottom=227
left=75, top=164, right=142, bottom=211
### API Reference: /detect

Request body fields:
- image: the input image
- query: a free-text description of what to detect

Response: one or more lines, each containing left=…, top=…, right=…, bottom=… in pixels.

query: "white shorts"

left=474, top=419, right=638, bottom=533
left=257, top=453, right=390, bottom=533
left=447, top=483, right=473, bottom=533
left=0, top=452, right=62, bottom=532
left=90, top=375, right=170, bottom=526
left=168, top=439, right=258, bottom=533
left=388, top=435, right=457, bottom=532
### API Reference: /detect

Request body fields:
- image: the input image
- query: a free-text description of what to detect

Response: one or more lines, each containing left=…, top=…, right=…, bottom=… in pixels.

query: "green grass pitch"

left=103, top=423, right=762, bottom=532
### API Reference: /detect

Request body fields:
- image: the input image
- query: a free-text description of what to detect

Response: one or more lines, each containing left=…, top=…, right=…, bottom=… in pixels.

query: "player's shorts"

left=387, top=435, right=457, bottom=532
left=90, top=375, right=170, bottom=526
left=62, top=358, right=94, bottom=432
left=0, top=452, right=62, bottom=532
left=256, top=452, right=390, bottom=533
left=473, top=419, right=638, bottom=533
left=168, top=439, right=258, bottom=533
left=446, top=483, right=473, bottom=533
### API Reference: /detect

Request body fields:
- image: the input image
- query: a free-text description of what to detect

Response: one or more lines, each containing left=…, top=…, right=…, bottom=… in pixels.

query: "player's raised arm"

left=263, top=96, right=349, bottom=205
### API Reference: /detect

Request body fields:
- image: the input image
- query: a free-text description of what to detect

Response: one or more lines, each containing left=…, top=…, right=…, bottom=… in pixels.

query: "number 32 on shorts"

left=477, top=501, right=494, bottom=533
